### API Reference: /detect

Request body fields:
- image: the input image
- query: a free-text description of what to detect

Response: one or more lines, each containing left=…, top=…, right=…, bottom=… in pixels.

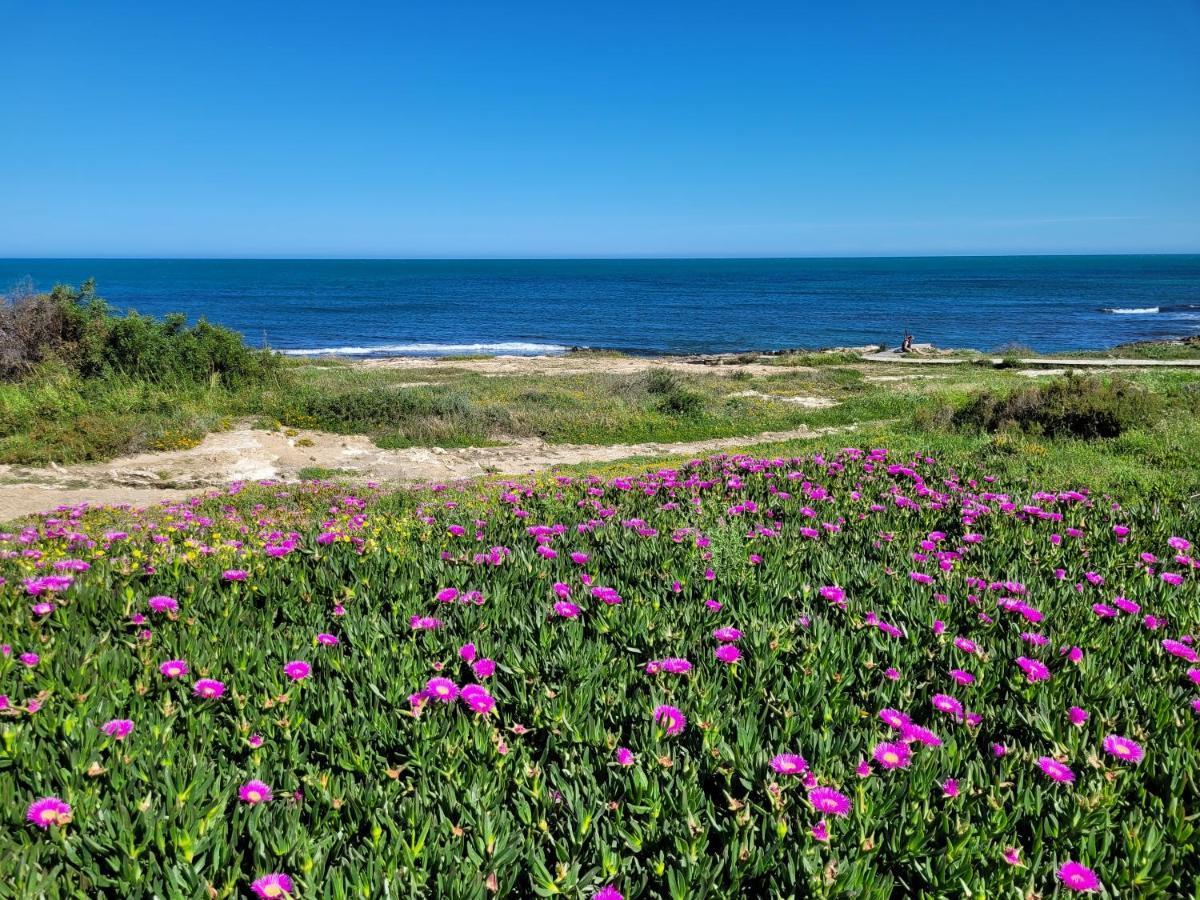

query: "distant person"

left=901, top=331, right=913, bottom=353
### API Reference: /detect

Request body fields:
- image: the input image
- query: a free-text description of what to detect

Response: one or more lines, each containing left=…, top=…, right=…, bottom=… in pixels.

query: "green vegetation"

left=3, top=445, right=1198, bottom=896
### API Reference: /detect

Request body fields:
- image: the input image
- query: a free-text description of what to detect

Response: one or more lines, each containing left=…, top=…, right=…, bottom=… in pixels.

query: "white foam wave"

left=282, top=341, right=570, bottom=357
left=1104, top=307, right=1160, bottom=315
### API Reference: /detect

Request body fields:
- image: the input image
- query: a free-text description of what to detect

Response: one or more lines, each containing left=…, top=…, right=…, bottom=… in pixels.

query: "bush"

left=953, top=375, right=1160, bottom=439
left=0, top=281, right=280, bottom=386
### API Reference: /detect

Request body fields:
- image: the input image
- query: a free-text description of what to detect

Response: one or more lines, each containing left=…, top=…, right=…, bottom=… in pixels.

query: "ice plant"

left=101, top=719, right=133, bottom=740
left=770, top=753, right=808, bottom=775
left=1101, top=734, right=1144, bottom=764
left=1058, top=861, right=1101, bottom=892
left=807, top=786, right=852, bottom=817
left=239, top=780, right=273, bottom=805
left=426, top=677, right=458, bottom=702
left=250, top=873, right=294, bottom=898
left=160, top=659, right=189, bottom=678
left=283, top=660, right=311, bottom=681
left=872, top=741, right=912, bottom=770
left=26, top=797, right=72, bottom=829
left=653, top=704, right=686, bottom=736
left=193, top=678, right=225, bottom=699
left=1036, top=756, right=1076, bottom=783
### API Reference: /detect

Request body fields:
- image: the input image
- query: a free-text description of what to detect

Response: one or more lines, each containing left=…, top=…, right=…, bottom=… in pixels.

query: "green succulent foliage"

left=0, top=453, right=1197, bottom=898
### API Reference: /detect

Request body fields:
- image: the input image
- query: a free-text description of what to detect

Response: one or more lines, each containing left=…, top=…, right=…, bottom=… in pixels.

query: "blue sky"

left=2, top=0, right=1198, bottom=257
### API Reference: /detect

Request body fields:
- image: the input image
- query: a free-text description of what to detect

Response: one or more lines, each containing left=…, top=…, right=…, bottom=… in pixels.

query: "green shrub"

left=953, top=375, right=1160, bottom=439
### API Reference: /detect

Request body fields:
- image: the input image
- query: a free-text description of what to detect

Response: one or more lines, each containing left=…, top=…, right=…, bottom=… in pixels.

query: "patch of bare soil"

left=0, top=422, right=849, bottom=523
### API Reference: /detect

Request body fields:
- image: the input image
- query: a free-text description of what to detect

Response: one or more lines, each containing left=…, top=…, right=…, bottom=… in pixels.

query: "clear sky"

left=3, top=0, right=1199, bottom=258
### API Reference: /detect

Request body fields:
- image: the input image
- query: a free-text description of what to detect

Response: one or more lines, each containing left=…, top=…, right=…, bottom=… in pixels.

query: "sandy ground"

left=356, top=352, right=821, bottom=378
left=0, top=422, right=848, bottom=522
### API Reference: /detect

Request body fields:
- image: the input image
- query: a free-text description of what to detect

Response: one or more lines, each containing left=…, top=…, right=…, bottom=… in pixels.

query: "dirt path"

left=0, top=423, right=849, bottom=522
left=357, top=353, right=812, bottom=378
left=860, top=351, right=1200, bottom=367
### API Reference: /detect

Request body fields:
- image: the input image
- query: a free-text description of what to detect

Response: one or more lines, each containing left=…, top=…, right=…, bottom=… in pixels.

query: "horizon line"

left=3, top=250, right=1200, bottom=263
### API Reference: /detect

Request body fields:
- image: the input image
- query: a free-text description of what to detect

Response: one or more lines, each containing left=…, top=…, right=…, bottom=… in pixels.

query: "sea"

left=1, top=256, right=1198, bottom=357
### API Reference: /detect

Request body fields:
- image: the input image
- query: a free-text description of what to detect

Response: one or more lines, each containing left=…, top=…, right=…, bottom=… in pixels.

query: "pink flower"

left=811, top=819, right=830, bottom=842
left=949, top=669, right=974, bottom=686
left=807, top=786, right=851, bottom=817
left=459, top=643, right=477, bottom=663
left=472, top=658, right=496, bottom=679
left=883, top=667, right=900, bottom=681
left=1015, top=656, right=1050, bottom=682
left=769, top=753, right=808, bottom=775
left=553, top=601, right=581, bottom=618
left=1068, top=706, right=1088, bottom=726
left=1162, top=639, right=1198, bottom=662
left=31, top=602, right=54, bottom=616
left=26, top=796, right=71, bottom=829
left=653, top=704, right=686, bottom=736
left=251, top=873, right=295, bottom=898
left=615, top=747, right=635, bottom=766
left=283, top=660, right=311, bottom=681
left=316, top=633, right=339, bottom=646
left=248, top=733, right=264, bottom=748
left=594, top=887, right=623, bottom=900
left=221, top=569, right=248, bottom=582
left=1101, top=734, right=1144, bottom=764
left=714, top=644, right=742, bottom=664
left=193, top=678, right=225, bottom=699
left=147, top=595, right=178, bottom=614
left=712, top=627, right=742, bottom=642
left=19, top=653, right=39, bottom=667
left=941, top=778, right=959, bottom=798
left=872, top=741, right=912, bottom=770
left=160, top=659, right=189, bottom=678
left=1002, top=847, right=1022, bottom=866
left=101, top=719, right=133, bottom=740
left=1036, top=756, right=1075, bottom=783
left=1058, top=860, right=1101, bottom=892
left=239, top=780, right=273, bottom=804
left=426, top=677, right=458, bottom=702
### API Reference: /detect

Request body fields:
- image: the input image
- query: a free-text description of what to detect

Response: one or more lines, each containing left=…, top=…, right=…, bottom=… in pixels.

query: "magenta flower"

left=878, top=708, right=910, bottom=729
left=31, top=602, right=54, bottom=616
left=819, top=585, right=845, bottom=604
left=248, top=733, right=264, bottom=748
left=193, top=678, right=226, bottom=699
left=1162, top=639, right=1198, bottom=662
left=1058, top=860, right=1101, bottom=892
left=147, top=595, right=178, bottom=614
left=811, top=819, right=830, bottom=842
left=426, top=677, right=458, bottom=702
left=1036, top=756, right=1075, bottom=783
left=872, top=741, right=912, bottom=770
left=553, top=601, right=581, bottom=618
left=1002, top=847, right=1021, bottom=866
left=101, top=719, right=134, bottom=740
left=239, top=780, right=273, bottom=804
left=316, top=633, right=339, bottom=646
left=770, top=753, right=808, bottom=775
left=251, top=873, right=295, bottom=898
left=948, top=669, right=974, bottom=686
left=653, top=704, right=686, bottom=736
left=712, top=627, right=742, bottom=642
left=1015, top=656, right=1050, bottom=682
left=19, top=653, right=39, bottom=667
left=283, top=660, right=311, bottom=681
left=594, top=887, right=623, bottom=900
left=941, top=778, right=959, bottom=798
left=221, top=569, right=248, bottom=582
left=1101, top=734, right=1144, bottom=764
left=931, top=694, right=964, bottom=718
left=160, top=659, right=189, bottom=678
left=459, top=642, right=477, bottom=663
left=1068, top=706, right=1089, bottom=726
left=807, top=786, right=851, bottom=817
left=26, top=796, right=71, bottom=829
left=714, top=644, right=741, bottom=664
left=472, top=658, right=496, bottom=679
left=435, top=587, right=459, bottom=603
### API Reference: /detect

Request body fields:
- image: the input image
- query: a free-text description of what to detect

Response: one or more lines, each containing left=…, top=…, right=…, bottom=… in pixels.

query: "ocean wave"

left=281, top=341, right=571, bottom=357
left=1101, top=304, right=1200, bottom=315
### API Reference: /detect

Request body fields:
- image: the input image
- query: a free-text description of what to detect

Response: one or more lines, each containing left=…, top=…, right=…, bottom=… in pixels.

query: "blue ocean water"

left=1, top=256, right=1198, bottom=356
